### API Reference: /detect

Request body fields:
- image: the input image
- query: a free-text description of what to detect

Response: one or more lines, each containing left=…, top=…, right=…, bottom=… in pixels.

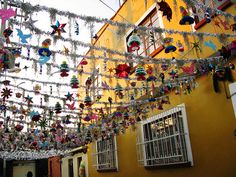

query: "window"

left=93, top=136, right=118, bottom=171
left=136, top=104, right=193, bottom=167
left=192, top=0, right=228, bottom=24
left=126, top=6, right=164, bottom=58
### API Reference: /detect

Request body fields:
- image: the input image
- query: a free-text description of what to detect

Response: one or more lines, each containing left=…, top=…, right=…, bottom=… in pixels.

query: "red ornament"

left=115, top=64, right=131, bottom=78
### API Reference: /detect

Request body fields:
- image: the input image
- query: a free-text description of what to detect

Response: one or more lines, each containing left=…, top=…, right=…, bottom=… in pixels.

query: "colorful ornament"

left=65, top=92, right=73, bottom=101
left=179, top=6, right=195, bottom=25
left=204, top=9, right=211, bottom=23
left=0, top=8, right=16, bottom=24
left=135, top=66, right=147, bottom=81
left=163, top=37, right=176, bottom=53
left=70, top=75, right=79, bottom=89
left=84, top=95, right=92, bottom=107
left=127, top=31, right=141, bottom=52
left=24, top=95, right=33, bottom=105
left=115, top=84, right=124, bottom=99
left=75, top=21, right=79, bottom=35
left=16, top=28, right=32, bottom=43
left=33, top=84, right=41, bottom=94
left=15, top=124, right=24, bottom=132
left=51, top=20, right=66, bottom=36
left=60, top=61, right=69, bottom=77
left=115, top=63, right=131, bottom=78
left=1, top=87, right=12, bottom=100
left=176, top=40, right=184, bottom=52
left=3, top=27, right=12, bottom=43
left=54, top=102, right=62, bottom=114
left=29, top=110, right=41, bottom=122
left=66, top=101, right=76, bottom=110
left=157, top=0, right=172, bottom=21
left=38, top=39, right=52, bottom=65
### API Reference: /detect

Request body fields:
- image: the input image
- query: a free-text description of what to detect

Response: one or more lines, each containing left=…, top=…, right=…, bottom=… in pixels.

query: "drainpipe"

left=3, top=159, right=6, bottom=177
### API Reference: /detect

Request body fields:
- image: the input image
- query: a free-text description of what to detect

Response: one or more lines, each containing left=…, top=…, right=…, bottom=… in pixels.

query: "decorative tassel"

left=26, top=46, right=30, bottom=60
left=50, top=86, right=52, bottom=95
left=39, top=65, right=42, bottom=74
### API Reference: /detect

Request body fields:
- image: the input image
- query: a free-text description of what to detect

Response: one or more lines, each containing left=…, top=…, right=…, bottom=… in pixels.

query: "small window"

left=192, top=0, right=228, bottom=24
left=93, top=136, right=118, bottom=171
left=126, top=8, right=164, bottom=58
left=136, top=104, right=193, bottom=167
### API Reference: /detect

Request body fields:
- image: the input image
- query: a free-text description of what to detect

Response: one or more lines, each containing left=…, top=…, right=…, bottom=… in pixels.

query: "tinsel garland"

left=0, top=150, right=68, bottom=160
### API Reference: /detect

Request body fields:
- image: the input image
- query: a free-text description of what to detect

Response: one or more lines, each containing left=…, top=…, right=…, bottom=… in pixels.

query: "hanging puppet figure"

left=38, top=39, right=52, bottom=65
left=179, top=6, right=195, bottom=25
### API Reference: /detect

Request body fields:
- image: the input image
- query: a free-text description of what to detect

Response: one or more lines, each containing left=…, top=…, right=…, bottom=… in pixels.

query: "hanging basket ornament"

left=60, top=61, right=70, bottom=77
left=179, top=6, right=195, bottom=25
left=127, top=31, right=142, bottom=52
left=135, top=66, right=147, bottom=81
left=70, top=75, right=79, bottom=89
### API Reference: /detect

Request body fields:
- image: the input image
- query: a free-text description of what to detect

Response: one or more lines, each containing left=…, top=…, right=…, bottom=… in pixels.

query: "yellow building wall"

left=81, top=0, right=236, bottom=176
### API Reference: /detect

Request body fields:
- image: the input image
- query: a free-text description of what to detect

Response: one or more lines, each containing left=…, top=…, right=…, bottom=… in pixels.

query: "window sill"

left=150, top=45, right=164, bottom=58
left=97, top=168, right=118, bottom=172
left=194, top=0, right=232, bottom=30
left=144, top=161, right=192, bottom=169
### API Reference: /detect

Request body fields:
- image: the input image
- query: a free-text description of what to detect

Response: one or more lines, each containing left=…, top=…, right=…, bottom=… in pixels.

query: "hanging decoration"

left=179, top=6, right=195, bottom=25
left=70, top=75, right=79, bottom=88
left=66, top=101, right=76, bottom=110
left=60, top=61, right=70, bottom=77
left=115, top=63, right=131, bottom=78
left=30, top=110, right=41, bottom=122
left=135, top=66, right=147, bottom=81
left=75, top=21, right=79, bottom=35
left=157, top=0, right=172, bottom=21
left=16, top=28, right=32, bottom=43
left=84, top=95, right=92, bottom=107
left=127, top=31, right=141, bottom=52
left=54, top=102, right=62, bottom=114
left=38, top=39, right=52, bottom=65
left=1, top=87, right=12, bottom=100
left=163, top=37, right=176, bottom=53
left=65, top=92, right=73, bottom=101
left=3, top=27, right=13, bottom=43
left=0, top=8, right=16, bottom=24
left=204, top=8, right=211, bottom=23
left=115, top=84, right=124, bottom=99
left=51, top=20, right=66, bottom=36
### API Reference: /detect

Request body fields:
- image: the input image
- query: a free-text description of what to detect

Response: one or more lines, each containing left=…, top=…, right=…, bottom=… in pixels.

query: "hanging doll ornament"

left=3, top=27, right=13, bottom=43
left=60, top=61, right=70, bottom=77
left=115, top=63, right=131, bottom=78
left=29, top=110, right=41, bottom=122
left=84, top=95, right=92, bottom=107
left=163, top=37, right=176, bottom=53
left=127, top=30, right=142, bottom=52
left=115, top=84, right=124, bottom=99
left=51, top=20, right=66, bottom=36
left=70, top=75, right=79, bottom=89
left=135, top=66, right=147, bottom=81
left=176, top=40, right=184, bottom=52
left=38, top=39, right=52, bottom=65
left=33, top=84, right=41, bottom=94
left=179, top=6, right=195, bottom=25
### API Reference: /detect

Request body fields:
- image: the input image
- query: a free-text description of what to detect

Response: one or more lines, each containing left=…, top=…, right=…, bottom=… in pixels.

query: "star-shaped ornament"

left=24, top=95, right=33, bottom=105
left=51, top=20, right=66, bottom=36
left=65, top=92, right=74, bottom=101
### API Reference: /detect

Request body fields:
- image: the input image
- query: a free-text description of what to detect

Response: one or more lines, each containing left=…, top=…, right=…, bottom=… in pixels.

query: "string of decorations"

left=10, top=1, right=236, bottom=38
left=182, top=0, right=236, bottom=18
left=0, top=149, right=68, bottom=160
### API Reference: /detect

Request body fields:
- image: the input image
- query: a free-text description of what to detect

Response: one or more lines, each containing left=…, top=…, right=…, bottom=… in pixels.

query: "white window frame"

left=124, top=2, right=165, bottom=59
left=93, top=136, right=118, bottom=171
left=136, top=103, right=193, bottom=167
left=90, top=64, right=103, bottom=99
